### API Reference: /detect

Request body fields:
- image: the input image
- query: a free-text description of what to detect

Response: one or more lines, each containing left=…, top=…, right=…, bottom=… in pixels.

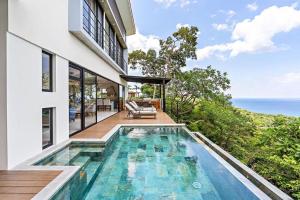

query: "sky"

left=127, top=0, right=300, bottom=98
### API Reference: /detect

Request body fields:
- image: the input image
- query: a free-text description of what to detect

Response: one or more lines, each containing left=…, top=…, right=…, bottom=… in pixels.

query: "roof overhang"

left=115, top=0, right=136, bottom=36
left=120, top=75, right=171, bottom=84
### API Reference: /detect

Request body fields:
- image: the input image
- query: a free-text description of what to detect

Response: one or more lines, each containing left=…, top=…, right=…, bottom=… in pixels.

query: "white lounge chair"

left=125, top=103, right=157, bottom=119
left=129, top=101, right=156, bottom=111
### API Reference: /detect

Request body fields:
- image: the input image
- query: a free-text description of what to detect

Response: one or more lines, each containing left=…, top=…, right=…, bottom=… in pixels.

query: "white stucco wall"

left=8, top=0, right=127, bottom=85
left=6, top=34, right=70, bottom=169
left=0, top=0, right=8, bottom=170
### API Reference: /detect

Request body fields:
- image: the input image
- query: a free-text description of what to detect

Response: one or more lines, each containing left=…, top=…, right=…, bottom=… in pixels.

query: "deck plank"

left=0, top=170, right=61, bottom=200
left=0, top=180, right=50, bottom=187
left=0, top=194, right=35, bottom=200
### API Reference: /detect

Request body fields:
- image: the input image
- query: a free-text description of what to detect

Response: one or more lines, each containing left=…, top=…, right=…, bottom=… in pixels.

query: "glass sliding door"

left=97, top=76, right=119, bottom=122
left=69, top=63, right=124, bottom=135
left=119, top=85, right=125, bottom=111
left=69, top=66, right=82, bottom=135
left=84, top=71, right=97, bottom=127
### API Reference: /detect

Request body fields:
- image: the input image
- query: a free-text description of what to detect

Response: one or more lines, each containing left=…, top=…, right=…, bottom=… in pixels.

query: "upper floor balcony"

left=68, top=0, right=136, bottom=74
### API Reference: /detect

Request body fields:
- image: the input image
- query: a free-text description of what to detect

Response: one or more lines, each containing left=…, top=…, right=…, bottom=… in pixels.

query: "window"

left=84, top=71, right=97, bottom=127
left=42, top=51, right=53, bottom=91
left=42, top=108, right=53, bottom=149
left=69, top=65, right=83, bottom=135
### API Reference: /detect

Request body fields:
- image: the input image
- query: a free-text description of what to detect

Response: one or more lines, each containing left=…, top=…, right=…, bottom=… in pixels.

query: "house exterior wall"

left=6, top=34, right=70, bottom=168
left=0, top=0, right=8, bottom=170
left=8, top=0, right=126, bottom=84
left=2, top=0, right=131, bottom=169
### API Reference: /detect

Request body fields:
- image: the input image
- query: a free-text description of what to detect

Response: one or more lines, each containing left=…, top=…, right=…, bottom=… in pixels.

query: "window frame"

left=42, top=108, right=53, bottom=149
left=42, top=51, right=53, bottom=92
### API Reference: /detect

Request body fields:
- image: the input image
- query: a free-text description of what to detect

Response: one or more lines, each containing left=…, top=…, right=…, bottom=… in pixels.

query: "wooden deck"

left=72, top=110, right=175, bottom=139
left=0, top=170, right=61, bottom=200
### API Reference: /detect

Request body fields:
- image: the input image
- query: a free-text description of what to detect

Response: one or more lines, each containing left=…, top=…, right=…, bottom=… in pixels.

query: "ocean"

left=231, top=98, right=300, bottom=117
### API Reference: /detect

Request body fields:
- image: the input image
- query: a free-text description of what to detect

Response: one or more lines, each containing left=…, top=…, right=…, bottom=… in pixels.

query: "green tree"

left=168, top=66, right=231, bottom=116
left=129, top=26, right=199, bottom=98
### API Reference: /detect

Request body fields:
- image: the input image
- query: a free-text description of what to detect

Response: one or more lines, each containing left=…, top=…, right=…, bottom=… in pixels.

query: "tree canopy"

left=129, top=26, right=199, bottom=78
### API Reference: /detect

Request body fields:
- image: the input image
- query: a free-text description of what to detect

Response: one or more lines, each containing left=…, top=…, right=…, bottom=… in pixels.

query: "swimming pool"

left=35, top=126, right=269, bottom=200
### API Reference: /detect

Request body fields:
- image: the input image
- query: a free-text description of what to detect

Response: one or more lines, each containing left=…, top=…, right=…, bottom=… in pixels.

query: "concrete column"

left=0, top=0, right=8, bottom=170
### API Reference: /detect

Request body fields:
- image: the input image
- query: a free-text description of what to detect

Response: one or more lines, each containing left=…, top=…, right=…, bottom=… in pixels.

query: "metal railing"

left=82, top=0, right=128, bottom=73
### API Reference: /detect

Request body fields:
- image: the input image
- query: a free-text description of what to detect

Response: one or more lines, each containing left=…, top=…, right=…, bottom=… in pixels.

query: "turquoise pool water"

left=36, top=127, right=262, bottom=200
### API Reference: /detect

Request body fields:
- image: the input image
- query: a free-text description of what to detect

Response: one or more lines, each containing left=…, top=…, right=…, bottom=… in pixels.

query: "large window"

left=97, top=76, right=119, bottom=122
left=42, top=51, right=53, bottom=92
left=42, top=108, right=53, bottom=149
left=69, top=66, right=82, bottom=135
left=84, top=71, right=97, bottom=127
left=69, top=63, right=122, bottom=135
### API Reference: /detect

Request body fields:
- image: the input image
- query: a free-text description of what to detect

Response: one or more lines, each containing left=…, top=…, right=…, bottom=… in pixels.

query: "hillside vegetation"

left=185, top=100, right=300, bottom=199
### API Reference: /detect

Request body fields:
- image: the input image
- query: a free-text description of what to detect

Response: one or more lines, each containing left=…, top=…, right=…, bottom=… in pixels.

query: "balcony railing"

left=82, top=0, right=128, bottom=73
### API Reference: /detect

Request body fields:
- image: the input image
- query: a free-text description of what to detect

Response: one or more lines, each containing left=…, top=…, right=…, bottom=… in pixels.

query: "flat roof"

left=120, top=75, right=171, bottom=84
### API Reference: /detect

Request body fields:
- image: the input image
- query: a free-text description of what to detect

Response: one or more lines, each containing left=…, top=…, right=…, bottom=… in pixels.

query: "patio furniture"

left=129, top=101, right=156, bottom=111
left=125, top=103, right=157, bottom=119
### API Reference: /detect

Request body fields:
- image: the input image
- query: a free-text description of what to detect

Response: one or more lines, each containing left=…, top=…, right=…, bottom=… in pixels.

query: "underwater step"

left=70, top=156, right=91, bottom=168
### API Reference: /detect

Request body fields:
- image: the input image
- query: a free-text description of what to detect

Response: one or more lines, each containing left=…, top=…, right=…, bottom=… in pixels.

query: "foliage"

left=129, top=26, right=199, bottom=99
left=168, top=66, right=231, bottom=116
left=140, top=84, right=161, bottom=98
left=187, top=100, right=255, bottom=155
left=188, top=106, right=300, bottom=199
left=129, top=26, right=199, bottom=78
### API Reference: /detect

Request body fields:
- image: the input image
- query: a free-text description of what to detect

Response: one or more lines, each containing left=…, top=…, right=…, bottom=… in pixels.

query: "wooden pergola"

left=120, top=75, right=171, bottom=112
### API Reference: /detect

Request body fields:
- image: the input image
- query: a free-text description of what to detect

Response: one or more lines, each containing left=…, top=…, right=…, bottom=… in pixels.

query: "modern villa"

left=0, top=0, right=294, bottom=200
left=0, top=0, right=135, bottom=169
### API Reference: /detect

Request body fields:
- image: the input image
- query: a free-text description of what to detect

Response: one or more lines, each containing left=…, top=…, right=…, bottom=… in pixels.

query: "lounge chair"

left=125, top=103, right=157, bottom=119
left=129, top=101, right=156, bottom=111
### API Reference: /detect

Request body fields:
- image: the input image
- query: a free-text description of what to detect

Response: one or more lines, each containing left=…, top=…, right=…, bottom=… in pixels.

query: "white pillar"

left=0, top=0, right=8, bottom=170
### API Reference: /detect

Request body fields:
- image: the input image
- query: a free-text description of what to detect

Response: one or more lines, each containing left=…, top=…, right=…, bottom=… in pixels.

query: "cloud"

left=180, top=0, right=190, bottom=7
left=212, top=23, right=229, bottom=31
left=154, top=0, right=196, bottom=8
left=225, top=10, right=236, bottom=22
left=247, top=2, right=258, bottom=11
left=127, top=29, right=160, bottom=53
left=275, top=72, right=300, bottom=83
left=197, top=5, right=300, bottom=60
left=154, top=0, right=176, bottom=7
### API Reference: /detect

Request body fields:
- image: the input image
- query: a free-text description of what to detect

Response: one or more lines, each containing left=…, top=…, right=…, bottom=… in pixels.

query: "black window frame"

left=42, top=51, right=53, bottom=92
left=42, top=107, right=53, bottom=149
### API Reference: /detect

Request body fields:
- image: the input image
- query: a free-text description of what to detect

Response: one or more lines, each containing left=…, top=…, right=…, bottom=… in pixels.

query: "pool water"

left=36, top=127, right=263, bottom=200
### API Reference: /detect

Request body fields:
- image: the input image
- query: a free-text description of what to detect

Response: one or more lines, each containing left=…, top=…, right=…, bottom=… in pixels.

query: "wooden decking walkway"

left=0, top=170, right=61, bottom=200
left=72, top=110, right=175, bottom=139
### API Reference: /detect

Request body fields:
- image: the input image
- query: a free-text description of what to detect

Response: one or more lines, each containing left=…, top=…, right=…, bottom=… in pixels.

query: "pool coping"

left=13, top=124, right=291, bottom=200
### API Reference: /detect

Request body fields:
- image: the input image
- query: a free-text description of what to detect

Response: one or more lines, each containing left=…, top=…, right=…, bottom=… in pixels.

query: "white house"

left=0, top=0, right=136, bottom=170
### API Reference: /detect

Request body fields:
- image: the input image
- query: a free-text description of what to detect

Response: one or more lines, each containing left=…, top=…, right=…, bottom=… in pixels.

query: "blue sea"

left=231, top=98, right=300, bottom=117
